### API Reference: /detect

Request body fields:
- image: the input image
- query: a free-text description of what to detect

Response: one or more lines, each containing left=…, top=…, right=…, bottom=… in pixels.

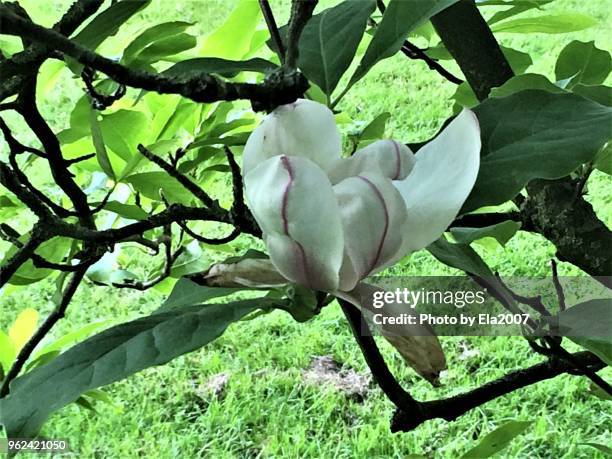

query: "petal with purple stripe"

left=244, top=155, right=344, bottom=291
left=333, top=173, right=408, bottom=291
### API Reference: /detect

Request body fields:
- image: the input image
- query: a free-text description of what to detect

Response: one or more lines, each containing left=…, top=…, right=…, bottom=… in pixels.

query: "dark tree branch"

left=108, top=226, right=184, bottom=291
left=338, top=299, right=422, bottom=414
left=0, top=226, right=46, bottom=288
left=374, top=1, right=463, bottom=85
left=431, top=0, right=611, bottom=286
left=137, top=144, right=218, bottom=210
left=391, top=351, right=605, bottom=432
left=0, top=0, right=105, bottom=101
left=0, top=6, right=308, bottom=110
left=177, top=221, right=241, bottom=245
left=550, top=259, right=566, bottom=312
left=0, top=266, right=90, bottom=396
left=430, top=0, right=513, bottom=100
left=16, top=82, right=95, bottom=228
left=450, top=211, right=523, bottom=229
left=285, top=0, right=318, bottom=70
left=259, top=0, right=285, bottom=63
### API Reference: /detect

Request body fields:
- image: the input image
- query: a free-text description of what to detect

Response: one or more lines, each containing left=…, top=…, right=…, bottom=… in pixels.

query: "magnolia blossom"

left=243, top=99, right=481, bottom=294
left=242, top=99, right=481, bottom=383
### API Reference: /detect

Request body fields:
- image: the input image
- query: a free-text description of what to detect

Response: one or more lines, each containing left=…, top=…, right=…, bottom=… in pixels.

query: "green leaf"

left=594, top=144, right=612, bottom=175
left=0, top=298, right=283, bottom=438
left=132, top=33, right=197, bottom=65
left=427, top=237, right=493, bottom=278
left=555, top=40, right=611, bottom=87
left=450, top=221, right=521, bottom=247
left=580, top=443, right=612, bottom=456
left=572, top=84, right=612, bottom=107
left=101, top=201, right=149, bottom=220
left=350, top=0, right=459, bottom=86
left=159, top=278, right=240, bottom=311
left=461, top=421, right=532, bottom=458
left=287, top=0, right=376, bottom=96
left=359, top=112, right=391, bottom=142
left=555, top=299, right=611, bottom=365
left=485, top=0, right=554, bottom=26
left=99, top=110, right=149, bottom=162
left=489, top=73, right=564, bottom=99
left=491, top=13, right=597, bottom=34
left=163, top=57, right=277, bottom=78
left=464, top=90, right=612, bottom=212
left=32, top=321, right=112, bottom=360
left=72, top=0, right=151, bottom=51
left=89, top=107, right=115, bottom=180
left=0, top=330, right=16, bottom=374
left=199, top=0, right=261, bottom=60
left=2, top=237, right=72, bottom=285
left=122, top=21, right=193, bottom=64
left=123, top=171, right=193, bottom=204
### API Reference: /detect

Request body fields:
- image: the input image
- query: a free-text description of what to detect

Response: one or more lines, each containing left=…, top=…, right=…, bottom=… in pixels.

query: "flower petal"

left=394, top=109, right=481, bottom=253
left=337, top=283, right=446, bottom=386
left=244, top=155, right=344, bottom=291
left=333, top=173, right=408, bottom=291
left=243, top=99, right=342, bottom=175
left=328, top=139, right=415, bottom=184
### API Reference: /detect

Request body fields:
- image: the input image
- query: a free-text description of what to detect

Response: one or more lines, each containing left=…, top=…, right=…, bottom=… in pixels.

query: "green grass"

left=1, top=0, right=611, bottom=457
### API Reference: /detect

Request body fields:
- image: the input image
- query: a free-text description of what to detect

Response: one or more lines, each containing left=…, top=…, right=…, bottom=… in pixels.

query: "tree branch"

left=0, top=266, right=90, bottom=396
left=431, top=0, right=612, bottom=286
left=0, top=5, right=308, bottom=110
left=338, top=299, right=422, bottom=414
left=259, top=0, right=285, bottom=63
left=391, top=351, right=605, bottom=432
left=284, top=0, right=318, bottom=70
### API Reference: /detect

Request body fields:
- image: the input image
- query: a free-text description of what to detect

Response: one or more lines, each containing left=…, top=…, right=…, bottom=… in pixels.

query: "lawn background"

left=0, top=0, right=610, bottom=457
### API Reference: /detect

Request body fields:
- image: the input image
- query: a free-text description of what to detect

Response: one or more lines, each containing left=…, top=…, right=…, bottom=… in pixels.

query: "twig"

left=0, top=266, right=90, bottom=396
left=0, top=5, right=308, bottom=110
left=338, top=299, right=422, bottom=414
left=550, top=259, right=566, bottom=312
left=137, top=144, right=218, bottom=209
left=374, top=1, right=463, bottom=85
left=109, top=226, right=184, bottom=291
left=177, top=221, right=240, bottom=245
left=259, top=0, right=285, bottom=63
left=391, top=351, right=605, bottom=432
left=285, top=0, right=318, bottom=70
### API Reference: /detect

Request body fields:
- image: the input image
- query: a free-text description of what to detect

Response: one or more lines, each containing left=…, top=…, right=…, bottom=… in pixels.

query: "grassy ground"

left=1, top=0, right=611, bottom=457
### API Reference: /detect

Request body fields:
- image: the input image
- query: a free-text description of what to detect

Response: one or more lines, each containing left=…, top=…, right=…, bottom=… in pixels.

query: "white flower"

left=243, top=99, right=481, bottom=294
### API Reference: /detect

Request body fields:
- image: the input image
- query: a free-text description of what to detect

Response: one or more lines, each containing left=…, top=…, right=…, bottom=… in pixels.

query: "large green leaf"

left=555, top=299, right=612, bottom=365
left=123, top=171, right=194, bottom=204
left=484, top=0, right=554, bottom=26
left=555, top=40, right=611, bottom=87
left=489, top=73, right=564, bottom=99
left=349, top=0, right=459, bottom=86
left=288, top=0, right=376, bottom=96
left=72, top=0, right=151, bottom=50
left=163, top=57, right=277, bottom=78
left=491, top=13, right=597, bottom=34
left=99, top=110, right=149, bottom=163
left=464, top=90, right=612, bottom=212
left=132, top=33, right=197, bottom=65
left=0, top=297, right=283, bottom=438
left=450, top=221, right=521, bottom=247
left=158, top=278, right=241, bottom=311
left=122, top=21, right=193, bottom=64
left=198, top=0, right=261, bottom=60
left=427, top=238, right=493, bottom=279
left=572, top=84, right=612, bottom=107
left=460, top=421, right=532, bottom=458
